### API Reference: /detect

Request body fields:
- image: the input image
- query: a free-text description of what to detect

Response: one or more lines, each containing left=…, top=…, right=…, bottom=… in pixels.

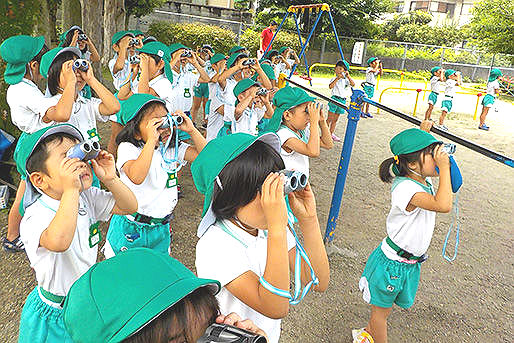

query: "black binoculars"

left=181, top=50, right=193, bottom=58
left=242, top=58, right=257, bottom=66
left=129, top=55, right=140, bottom=65
left=256, top=88, right=268, bottom=96
left=197, top=323, right=266, bottom=343
left=77, top=33, right=87, bottom=41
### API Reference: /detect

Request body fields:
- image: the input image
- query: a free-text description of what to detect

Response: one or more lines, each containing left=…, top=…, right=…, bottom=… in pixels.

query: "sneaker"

left=2, top=236, right=25, bottom=253
left=478, top=124, right=489, bottom=131
left=365, top=112, right=374, bottom=118
left=177, top=184, right=184, bottom=199
left=360, top=113, right=368, bottom=119
left=331, top=133, right=342, bottom=142
left=352, top=328, right=373, bottom=343
left=201, top=122, right=207, bottom=129
left=437, top=124, right=449, bottom=132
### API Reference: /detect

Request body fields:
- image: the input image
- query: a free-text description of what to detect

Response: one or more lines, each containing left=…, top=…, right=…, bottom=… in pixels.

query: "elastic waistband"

left=39, top=287, right=65, bottom=306
left=362, top=82, right=375, bottom=87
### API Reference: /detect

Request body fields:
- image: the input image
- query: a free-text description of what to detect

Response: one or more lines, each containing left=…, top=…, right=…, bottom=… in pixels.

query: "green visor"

left=137, top=41, right=173, bottom=84
left=40, top=47, right=81, bottom=79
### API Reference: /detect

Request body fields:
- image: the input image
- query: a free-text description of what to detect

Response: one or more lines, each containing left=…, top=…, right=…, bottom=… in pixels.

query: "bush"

left=240, top=28, right=302, bottom=55
left=255, top=7, right=296, bottom=31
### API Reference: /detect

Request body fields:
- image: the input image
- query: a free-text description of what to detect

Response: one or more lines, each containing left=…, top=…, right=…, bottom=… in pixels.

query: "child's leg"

left=202, top=97, right=208, bottom=125
left=424, top=103, right=434, bottom=120
left=363, top=103, right=369, bottom=115
left=107, top=121, right=123, bottom=157
left=439, top=110, right=447, bottom=125
left=6, top=180, right=25, bottom=242
left=190, top=96, right=202, bottom=124
left=366, top=305, right=392, bottom=343
left=479, top=106, right=490, bottom=126
left=327, top=112, right=338, bottom=134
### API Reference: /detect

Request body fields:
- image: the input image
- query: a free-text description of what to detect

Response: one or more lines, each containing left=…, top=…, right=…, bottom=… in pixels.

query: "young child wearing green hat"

left=362, top=56, right=383, bottom=118
left=59, top=25, right=100, bottom=63
left=191, top=44, right=216, bottom=126
left=276, top=46, right=300, bottom=77
left=206, top=53, right=229, bottom=142
left=438, top=69, right=462, bottom=131
left=353, top=123, right=452, bottom=343
left=194, top=133, right=330, bottom=343
left=327, top=60, right=355, bottom=142
left=109, top=30, right=140, bottom=91
left=103, top=94, right=206, bottom=257
left=478, top=68, right=502, bottom=131
left=424, top=66, right=445, bottom=121
left=17, top=124, right=137, bottom=343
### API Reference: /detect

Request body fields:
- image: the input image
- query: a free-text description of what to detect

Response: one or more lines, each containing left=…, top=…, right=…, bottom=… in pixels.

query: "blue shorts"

left=428, top=92, right=438, bottom=105
left=362, top=84, right=375, bottom=99
left=441, top=99, right=453, bottom=112
left=194, top=82, right=209, bottom=98
left=482, top=94, right=495, bottom=108
left=328, top=95, right=347, bottom=115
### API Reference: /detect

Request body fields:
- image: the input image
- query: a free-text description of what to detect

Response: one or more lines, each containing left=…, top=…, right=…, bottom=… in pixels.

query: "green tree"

left=380, top=10, right=433, bottom=41
left=469, top=0, right=514, bottom=55
left=125, top=0, right=167, bottom=27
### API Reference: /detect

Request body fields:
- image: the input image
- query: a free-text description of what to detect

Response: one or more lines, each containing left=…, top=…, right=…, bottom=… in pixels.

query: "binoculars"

left=128, top=38, right=139, bottom=47
left=72, top=59, right=89, bottom=72
left=256, top=88, right=268, bottom=96
left=181, top=49, right=193, bottom=58
left=242, top=58, right=256, bottom=66
left=159, top=115, right=184, bottom=129
left=197, top=323, right=266, bottom=343
left=129, top=55, right=140, bottom=65
left=441, top=143, right=456, bottom=155
left=66, top=140, right=100, bottom=161
left=281, top=169, right=308, bottom=194
left=77, top=33, right=87, bottom=41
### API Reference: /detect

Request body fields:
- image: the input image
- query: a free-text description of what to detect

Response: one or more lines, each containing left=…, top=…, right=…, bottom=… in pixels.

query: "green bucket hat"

left=40, top=47, right=81, bottom=79
left=63, top=248, right=221, bottom=343
left=226, top=52, right=247, bottom=68
left=192, top=132, right=281, bottom=237
left=130, top=29, right=144, bottom=36
left=389, top=128, right=441, bottom=175
left=233, top=78, right=259, bottom=98
left=488, top=68, right=502, bottom=82
left=18, top=124, right=84, bottom=210
left=444, top=69, right=456, bottom=79
left=367, top=57, right=378, bottom=65
left=279, top=46, right=289, bottom=55
left=137, top=41, right=173, bottom=84
left=265, top=86, right=316, bottom=132
left=341, top=60, right=350, bottom=71
left=228, top=45, right=245, bottom=55
left=0, top=35, right=46, bottom=85
left=111, top=30, right=135, bottom=46
left=117, top=93, right=166, bottom=125
left=168, top=43, right=188, bottom=56
left=260, top=63, right=277, bottom=81
left=210, top=53, right=227, bottom=65
left=142, top=36, right=157, bottom=45
left=430, top=66, right=441, bottom=75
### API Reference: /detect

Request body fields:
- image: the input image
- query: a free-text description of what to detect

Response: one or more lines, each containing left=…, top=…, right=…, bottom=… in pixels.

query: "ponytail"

left=379, top=157, right=395, bottom=183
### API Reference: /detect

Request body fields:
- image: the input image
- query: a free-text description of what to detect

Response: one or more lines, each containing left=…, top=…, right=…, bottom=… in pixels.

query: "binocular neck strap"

left=442, top=190, right=461, bottom=262
left=160, top=114, right=184, bottom=174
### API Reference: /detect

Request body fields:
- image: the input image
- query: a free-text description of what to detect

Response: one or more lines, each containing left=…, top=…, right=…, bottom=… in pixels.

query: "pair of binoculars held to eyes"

left=159, top=115, right=184, bottom=130
left=197, top=323, right=266, bottom=343
left=281, top=170, right=308, bottom=194
left=72, top=59, right=89, bottom=72
left=181, top=49, right=193, bottom=58
left=77, top=33, right=88, bottom=41
left=66, top=141, right=101, bottom=161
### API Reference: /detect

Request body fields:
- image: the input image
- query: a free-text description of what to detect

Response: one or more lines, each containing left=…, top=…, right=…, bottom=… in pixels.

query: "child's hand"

left=215, top=313, right=269, bottom=341
left=260, top=172, right=287, bottom=232
left=144, top=117, right=164, bottom=144
left=119, top=36, right=131, bottom=51
left=139, top=54, right=149, bottom=74
left=71, top=30, right=79, bottom=47
left=173, top=110, right=195, bottom=133
left=433, top=144, right=450, bottom=170
left=420, top=120, right=433, bottom=133
left=317, top=103, right=326, bottom=122
left=60, top=157, right=87, bottom=192
left=130, top=63, right=140, bottom=80
left=91, top=150, right=117, bottom=183
left=288, top=182, right=317, bottom=221
left=236, top=58, right=248, bottom=70
left=62, top=60, right=77, bottom=85
left=307, top=102, right=320, bottom=123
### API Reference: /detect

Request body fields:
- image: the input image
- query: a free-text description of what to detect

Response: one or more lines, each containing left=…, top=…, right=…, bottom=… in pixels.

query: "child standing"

left=206, top=53, right=229, bottom=142
left=17, top=124, right=137, bottom=342
left=194, top=132, right=330, bottom=343
left=362, top=57, right=383, bottom=118
left=104, top=94, right=206, bottom=257
left=478, top=68, right=502, bottom=131
left=276, top=47, right=300, bottom=77
left=191, top=44, right=215, bottom=125
left=327, top=60, right=355, bottom=142
left=425, top=66, right=444, bottom=121
left=438, top=69, right=462, bottom=131
left=353, top=125, right=452, bottom=343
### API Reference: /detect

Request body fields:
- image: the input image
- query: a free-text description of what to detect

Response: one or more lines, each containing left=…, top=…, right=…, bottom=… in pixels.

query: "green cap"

left=228, top=45, right=245, bottom=55
left=367, top=57, right=378, bottom=65
left=192, top=133, right=281, bottom=237
left=279, top=46, right=289, bottom=54
left=63, top=248, right=220, bottom=343
left=430, top=66, right=441, bottom=75
left=58, top=25, right=82, bottom=47
left=341, top=60, right=350, bottom=70
left=130, top=29, right=144, bottom=36
left=226, top=52, right=247, bottom=68
left=260, top=59, right=272, bottom=65
left=233, top=78, right=259, bottom=98
left=111, top=30, right=135, bottom=46
left=0, top=35, right=46, bottom=85
left=117, top=93, right=166, bottom=125
left=40, top=47, right=81, bottom=79
left=390, top=128, right=441, bottom=175
left=488, top=68, right=502, bottom=82
left=142, top=36, right=157, bottom=45
left=251, top=63, right=276, bottom=82
left=444, top=69, right=456, bottom=79
left=169, top=43, right=188, bottom=55
left=210, top=53, right=227, bottom=65
left=137, top=41, right=173, bottom=84
left=266, top=86, right=316, bottom=132
left=18, top=124, right=84, bottom=210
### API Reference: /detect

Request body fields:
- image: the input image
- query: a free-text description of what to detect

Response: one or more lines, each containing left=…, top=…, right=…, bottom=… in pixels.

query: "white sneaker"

left=352, top=328, right=374, bottom=343
left=436, top=124, right=449, bottom=132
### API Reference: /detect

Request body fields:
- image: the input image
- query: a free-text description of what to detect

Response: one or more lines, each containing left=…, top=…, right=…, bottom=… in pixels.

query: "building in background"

left=396, top=0, right=478, bottom=26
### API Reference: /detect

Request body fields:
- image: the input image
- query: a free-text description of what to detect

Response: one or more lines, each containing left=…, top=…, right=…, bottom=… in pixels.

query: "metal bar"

left=292, top=12, right=312, bottom=86
left=291, top=9, right=323, bottom=76
left=327, top=9, right=345, bottom=62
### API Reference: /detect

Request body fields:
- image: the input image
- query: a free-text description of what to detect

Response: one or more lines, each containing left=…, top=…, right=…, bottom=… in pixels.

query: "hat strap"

left=215, top=176, right=223, bottom=190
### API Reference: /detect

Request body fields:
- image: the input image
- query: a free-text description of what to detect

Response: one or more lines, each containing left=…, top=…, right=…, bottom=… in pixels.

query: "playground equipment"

left=277, top=73, right=514, bottom=249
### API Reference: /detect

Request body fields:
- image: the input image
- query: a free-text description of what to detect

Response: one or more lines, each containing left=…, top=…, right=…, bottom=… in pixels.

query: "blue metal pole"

left=291, top=9, right=323, bottom=77
left=292, top=12, right=313, bottom=86
left=261, top=12, right=289, bottom=60
left=324, top=89, right=364, bottom=243
left=327, top=9, right=346, bottom=62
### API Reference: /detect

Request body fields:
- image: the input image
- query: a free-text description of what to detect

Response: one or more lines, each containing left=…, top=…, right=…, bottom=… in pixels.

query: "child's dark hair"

left=122, top=286, right=219, bottom=343
left=62, top=28, right=87, bottom=53
left=269, top=50, right=279, bottom=59
left=26, top=133, right=80, bottom=175
left=25, top=44, right=49, bottom=77
left=379, top=143, right=439, bottom=182
left=143, top=52, right=164, bottom=73
left=47, top=51, right=79, bottom=96
left=335, top=60, right=346, bottom=69
left=212, top=140, right=285, bottom=219
left=116, top=101, right=172, bottom=148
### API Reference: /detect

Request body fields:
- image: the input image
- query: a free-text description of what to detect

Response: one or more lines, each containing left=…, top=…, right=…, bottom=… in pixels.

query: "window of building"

left=460, top=3, right=473, bottom=16
left=409, top=1, right=429, bottom=11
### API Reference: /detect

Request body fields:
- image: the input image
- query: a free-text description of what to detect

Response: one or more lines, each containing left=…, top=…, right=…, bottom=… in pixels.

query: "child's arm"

left=328, top=75, right=341, bottom=89
left=79, top=63, right=121, bottom=115
left=136, top=54, right=158, bottom=96
left=260, top=94, right=274, bottom=119
left=346, top=70, right=356, bottom=87
left=282, top=102, right=321, bottom=157
left=113, top=37, right=130, bottom=74
left=456, top=72, right=463, bottom=86
left=287, top=183, right=329, bottom=291
left=318, top=109, right=333, bottom=150
left=189, top=53, right=210, bottom=83
left=251, top=61, right=272, bottom=89
left=122, top=117, right=163, bottom=185
left=86, top=37, right=101, bottom=63
left=43, top=61, right=76, bottom=123
left=218, top=59, right=245, bottom=89
left=175, top=111, right=207, bottom=162
left=224, top=173, right=291, bottom=319
left=234, top=88, right=258, bottom=119
left=408, top=145, right=452, bottom=213
left=291, top=50, right=300, bottom=64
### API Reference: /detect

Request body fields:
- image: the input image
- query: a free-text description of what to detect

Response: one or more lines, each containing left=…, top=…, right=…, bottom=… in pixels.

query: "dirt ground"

left=0, top=79, right=513, bottom=342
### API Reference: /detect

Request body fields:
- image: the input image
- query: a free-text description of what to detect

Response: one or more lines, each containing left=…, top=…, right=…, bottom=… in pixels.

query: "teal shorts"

left=362, top=84, right=375, bottom=99
left=358, top=245, right=421, bottom=309
left=194, top=82, right=209, bottom=98
left=441, top=99, right=453, bottom=112
left=428, top=92, right=438, bottom=105
left=328, top=95, right=347, bottom=115
left=482, top=94, right=495, bottom=108
left=18, top=287, right=73, bottom=343
left=106, top=214, right=171, bottom=255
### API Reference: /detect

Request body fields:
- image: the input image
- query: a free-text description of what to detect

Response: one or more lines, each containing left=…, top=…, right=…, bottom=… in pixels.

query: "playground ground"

left=0, top=78, right=513, bottom=342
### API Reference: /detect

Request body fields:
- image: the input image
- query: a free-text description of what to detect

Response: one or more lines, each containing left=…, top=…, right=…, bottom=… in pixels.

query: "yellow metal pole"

left=412, top=89, right=421, bottom=117
left=399, top=72, right=404, bottom=92
left=376, top=73, right=380, bottom=89
left=473, top=93, right=482, bottom=120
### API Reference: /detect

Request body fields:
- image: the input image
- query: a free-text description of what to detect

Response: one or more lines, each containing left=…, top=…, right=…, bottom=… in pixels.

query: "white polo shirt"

left=108, top=55, right=141, bottom=91
left=207, top=81, right=227, bottom=142
left=116, top=141, right=189, bottom=218
left=330, top=77, right=351, bottom=98
left=444, top=79, right=458, bottom=98
left=381, top=177, right=436, bottom=261
left=169, top=68, right=200, bottom=113
left=486, top=80, right=500, bottom=96
left=147, top=74, right=176, bottom=114
left=228, top=106, right=264, bottom=136
left=366, top=67, right=379, bottom=86
left=430, top=76, right=441, bottom=93
left=276, top=125, right=311, bottom=177
left=20, top=188, right=115, bottom=297
left=196, top=219, right=296, bottom=343
left=6, top=79, right=55, bottom=133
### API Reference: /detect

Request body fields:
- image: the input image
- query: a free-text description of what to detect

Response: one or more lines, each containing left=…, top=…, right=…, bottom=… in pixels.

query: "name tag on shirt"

left=166, top=172, right=177, bottom=189
left=89, top=222, right=101, bottom=248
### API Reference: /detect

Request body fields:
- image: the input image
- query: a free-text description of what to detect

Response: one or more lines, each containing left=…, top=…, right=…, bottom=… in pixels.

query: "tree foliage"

left=125, top=0, right=167, bottom=19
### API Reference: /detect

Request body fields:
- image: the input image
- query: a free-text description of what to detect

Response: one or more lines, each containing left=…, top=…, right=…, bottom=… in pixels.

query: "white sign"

left=352, top=42, right=365, bottom=65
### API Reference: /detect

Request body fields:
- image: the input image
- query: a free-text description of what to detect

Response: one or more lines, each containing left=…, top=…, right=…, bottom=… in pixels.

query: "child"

left=59, top=25, right=100, bottom=63
left=478, top=68, right=502, bottom=131
left=353, top=124, right=452, bottom=343
left=277, top=46, right=300, bottom=77
left=438, top=69, right=462, bottom=131
left=327, top=60, right=355, bottom=142
left=228, top=45, right=247, bottom=56
left=104, top=94, right=207, bottom=257
left=272, top=86, right=333, bottom=177
left=63, top=248, right=268, bottom=342
left=206, top=53, right=228, bottom=141
left=425, top=66, right=444, bottom=121
left=362, top=57, right=383, bottom=118
left=191, top=44, right=215, bottom=125
left=194, top=132, right=330, bottom=343
left=17, top=123, right=137, bottom=342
